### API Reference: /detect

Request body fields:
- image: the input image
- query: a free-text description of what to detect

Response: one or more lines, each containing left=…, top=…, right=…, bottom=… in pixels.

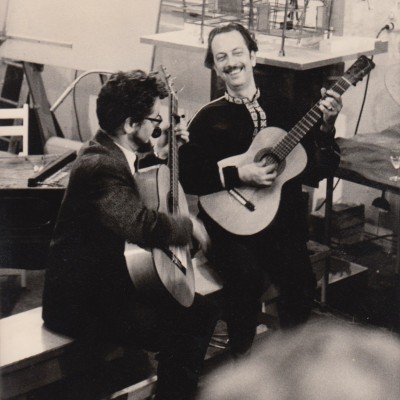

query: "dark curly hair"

left=96, top=70, right=169, bottom=134
left=204, top=23, right=258, bottom=70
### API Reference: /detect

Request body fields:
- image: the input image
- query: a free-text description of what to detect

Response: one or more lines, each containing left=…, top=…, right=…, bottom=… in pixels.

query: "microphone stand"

left=50, top=70, right=113, bottom=112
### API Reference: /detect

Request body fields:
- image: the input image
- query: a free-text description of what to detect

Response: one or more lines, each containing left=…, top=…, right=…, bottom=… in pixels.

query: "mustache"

left=223, top=64, right=244, bottom=74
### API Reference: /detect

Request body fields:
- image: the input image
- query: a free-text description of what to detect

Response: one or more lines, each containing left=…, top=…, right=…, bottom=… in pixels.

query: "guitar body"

left=199, top=56, right=376, bottom=236
left=199, top=127, right=307, bottom=236
left=125, top=164, right=195, bottom=307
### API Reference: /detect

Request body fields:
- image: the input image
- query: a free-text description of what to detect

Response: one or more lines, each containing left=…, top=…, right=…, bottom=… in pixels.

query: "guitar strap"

left=225, top=88, right=267, bottom=139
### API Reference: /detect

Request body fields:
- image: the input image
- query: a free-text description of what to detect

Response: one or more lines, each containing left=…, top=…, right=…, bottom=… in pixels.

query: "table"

left=325, top=126, right=400, bottom=281
left=0, top=154, right=68, bottom=270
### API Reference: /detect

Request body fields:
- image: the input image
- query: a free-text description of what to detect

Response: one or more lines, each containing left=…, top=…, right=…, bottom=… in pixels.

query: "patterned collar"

left=224, top=88, right=267, bottom=138
left=224, top=88, right=261, bottom=104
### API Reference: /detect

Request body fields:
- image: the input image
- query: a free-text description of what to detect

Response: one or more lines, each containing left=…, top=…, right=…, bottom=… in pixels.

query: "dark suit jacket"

left=42, top=130, right=192, bottom=336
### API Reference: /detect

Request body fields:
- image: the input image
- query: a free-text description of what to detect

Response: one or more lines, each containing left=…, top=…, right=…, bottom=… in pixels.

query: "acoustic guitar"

left=199, top=55, right=375, bottom=236
left=125, top=66, right=195, bottom=307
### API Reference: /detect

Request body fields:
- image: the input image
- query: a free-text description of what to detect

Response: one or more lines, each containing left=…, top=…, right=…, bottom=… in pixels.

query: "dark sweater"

left=179, top=92, right=339, bottom=240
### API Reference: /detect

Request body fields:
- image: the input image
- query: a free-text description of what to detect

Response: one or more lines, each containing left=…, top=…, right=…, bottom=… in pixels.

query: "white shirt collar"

left=115, top=142, right=137, bottom=175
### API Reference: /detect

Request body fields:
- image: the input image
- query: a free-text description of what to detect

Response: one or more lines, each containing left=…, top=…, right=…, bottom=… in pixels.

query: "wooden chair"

left=0, top=104, right=29, bottom=289
left=0, top=104, right=29, bottom=156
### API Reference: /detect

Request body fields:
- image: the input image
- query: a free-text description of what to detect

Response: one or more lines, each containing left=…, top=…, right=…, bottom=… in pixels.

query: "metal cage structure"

left=175, top=0, right=333, bottom=54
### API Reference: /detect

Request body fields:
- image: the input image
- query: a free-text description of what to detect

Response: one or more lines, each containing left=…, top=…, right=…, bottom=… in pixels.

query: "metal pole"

left=279, top=0, right=290, bottom=56
left=321, top=175, right=334, bottom=309
left=200, top=0, right=206, bottom=44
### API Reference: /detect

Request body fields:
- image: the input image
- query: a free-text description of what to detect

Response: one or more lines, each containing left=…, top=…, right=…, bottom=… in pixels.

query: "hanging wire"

left=354, top=24, right=394, bottom=135
left=72, top=70, right=83, bottom=142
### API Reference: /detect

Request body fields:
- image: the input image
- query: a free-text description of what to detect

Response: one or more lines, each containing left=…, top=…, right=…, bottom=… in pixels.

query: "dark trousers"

left=97, top=293, right=221, bottom=400
left=204, top=216, right=316, bottom=356
left=151, top=295, right=221, bottom=400
left=45, top=293, right=221, bottom=400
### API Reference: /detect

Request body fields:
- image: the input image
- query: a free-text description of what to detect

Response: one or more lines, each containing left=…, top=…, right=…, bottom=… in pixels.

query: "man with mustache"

left=179, top=23, right=342, bottom=357
left=42, top=70, right=220, bottom=400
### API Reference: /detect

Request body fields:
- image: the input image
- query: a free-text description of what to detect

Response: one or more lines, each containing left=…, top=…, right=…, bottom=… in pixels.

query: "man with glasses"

left=42, top=70, right=220, bottom=400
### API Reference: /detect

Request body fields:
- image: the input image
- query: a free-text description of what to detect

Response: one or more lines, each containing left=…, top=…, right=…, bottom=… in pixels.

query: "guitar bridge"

left=228, top=189, right=255, bottom=211
left=162, top=248, right=187, bottom=275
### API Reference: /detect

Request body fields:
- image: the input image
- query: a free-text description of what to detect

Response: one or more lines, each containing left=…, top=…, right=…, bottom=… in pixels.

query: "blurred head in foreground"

left=198, top=319, right=400, bottom=400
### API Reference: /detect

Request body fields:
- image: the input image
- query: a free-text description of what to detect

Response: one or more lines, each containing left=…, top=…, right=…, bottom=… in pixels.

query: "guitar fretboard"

left=168, top=90, right=180, bottom=215
left=271, top=77, right=352, bottom=162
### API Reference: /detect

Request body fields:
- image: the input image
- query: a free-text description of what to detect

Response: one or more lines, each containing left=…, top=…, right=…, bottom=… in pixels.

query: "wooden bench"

left=0, top=307, right=155, bottom=400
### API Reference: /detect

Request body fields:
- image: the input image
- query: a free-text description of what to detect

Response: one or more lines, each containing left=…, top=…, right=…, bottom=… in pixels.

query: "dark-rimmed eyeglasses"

left=144, top=115, right=163, bottom=126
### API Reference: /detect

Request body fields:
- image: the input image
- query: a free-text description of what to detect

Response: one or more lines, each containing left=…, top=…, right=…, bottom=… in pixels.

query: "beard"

left=133, top=138, right=153, bottom=153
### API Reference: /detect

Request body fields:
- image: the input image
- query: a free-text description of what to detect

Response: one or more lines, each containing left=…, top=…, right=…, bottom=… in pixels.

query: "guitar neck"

left=272, top=76, right=352, bottom=161
left=168, top=92, right=180, bottom=214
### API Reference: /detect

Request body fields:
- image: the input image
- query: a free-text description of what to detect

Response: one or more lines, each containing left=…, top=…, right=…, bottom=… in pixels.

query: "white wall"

left=1, top=0, right=161, bottom=142
left=1, top=0, right=160, bottom=71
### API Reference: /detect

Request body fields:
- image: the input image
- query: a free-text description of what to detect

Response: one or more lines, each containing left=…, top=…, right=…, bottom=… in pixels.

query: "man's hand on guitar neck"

left=238, top=162, right=277, bottom=187
left=319, top=88, right=343, bottom=135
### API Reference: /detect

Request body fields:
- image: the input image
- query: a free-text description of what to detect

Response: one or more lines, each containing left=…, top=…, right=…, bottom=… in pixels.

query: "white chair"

left=0, top=105, right=29, bottom=288
left=0, top=104, right=29, bottom=156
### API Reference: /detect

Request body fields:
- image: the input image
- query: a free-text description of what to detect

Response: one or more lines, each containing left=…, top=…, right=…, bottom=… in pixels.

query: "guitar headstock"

left=344, top=55, right=375, bottom=86
left=159, top=65, right=176, bottom=97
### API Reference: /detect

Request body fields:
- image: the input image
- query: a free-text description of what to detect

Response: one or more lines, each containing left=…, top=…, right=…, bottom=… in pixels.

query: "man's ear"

left=213, top=64, right=222, bottom=78
left=123, top=117, right=138, bottom=134
left=250, top=51, right=257, bottom=67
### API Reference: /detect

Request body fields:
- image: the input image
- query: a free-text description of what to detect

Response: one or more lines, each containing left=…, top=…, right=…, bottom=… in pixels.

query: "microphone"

left=151, top=126, right=162, bottom=138
left=151, top=113, right=185, bottom=138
